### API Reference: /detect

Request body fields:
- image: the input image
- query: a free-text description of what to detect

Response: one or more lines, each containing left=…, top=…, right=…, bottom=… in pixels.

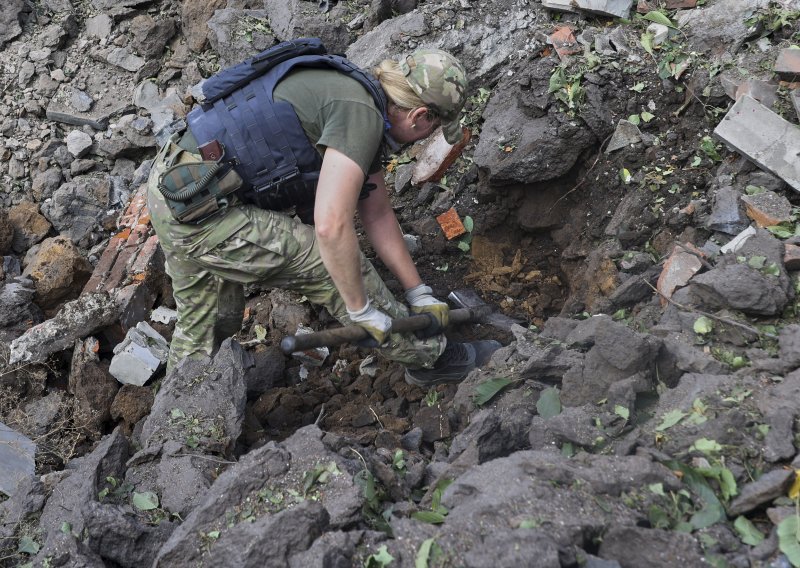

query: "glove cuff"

left=346, top=299, right=371, bottom=319
left=405, top=284, right=433, bottom=303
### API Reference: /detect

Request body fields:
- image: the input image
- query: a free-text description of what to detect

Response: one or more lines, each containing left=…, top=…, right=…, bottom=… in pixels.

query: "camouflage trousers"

left=147, top=138, right=445, bottom=371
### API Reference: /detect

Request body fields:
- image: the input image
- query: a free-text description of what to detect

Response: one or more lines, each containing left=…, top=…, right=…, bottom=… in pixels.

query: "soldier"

left=147, top=44, right=500, bottom=386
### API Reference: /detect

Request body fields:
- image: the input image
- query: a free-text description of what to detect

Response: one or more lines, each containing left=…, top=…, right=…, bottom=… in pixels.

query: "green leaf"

left=693, top=316, right=714, bottom=335
left=412, top=510, right=447, bottom=524
left=747, top=255, right=766, bottom=269
left=170, top=408, right=185, bottom=419
left=628, top=114, right=641, bottom=125
left=777, top=516, right=800, bottom=566
left=640, top=111, right=655, bottom=123
left=667, top=461, right=726, bottom=530
left=656, top=409, right=686, bottom=431
left=415, top=538, right=435, bottom=568
left=254, top=324, right=267, bottom=341
left=620, top=168, right=632, bottom=184
left=536, top=387, right=562, bottom=419
left=472, top=377, right=512, bottom=406
left=764, top=263, right=781, bottom=277
left=640, top=32, right=654, bottom=56
left=548, top=67, right=566, bottom=94
left=643, top=10, right=675, bottom=28
left=734, top=516, right=765, bottom=546
left=18, top=536, right=40, bottom=555
left=691, top=156, right=702, bottom=167
left=745, top=184, right=766, bottom=195
left=614, top=405, right=630, bottom=421
left=733, top=516, right=764, bottom=546
left=366, top=545, right=395, bottom=567
left=649, top=482, right=666, bottom=496
left=690, top=438, right=722, bottom=455
left=457, top=240, right=471, bottom=252
left=132, top=490, right=160, bottom=511
left=630, top=82, right=646, bottom=92
left=767, top=224, right=795, bottom=239
left=207, top=530, right=220, bottom=539
left=463, top=216, right=474, bottom=233
left=60, top=521, right=72, bottom=534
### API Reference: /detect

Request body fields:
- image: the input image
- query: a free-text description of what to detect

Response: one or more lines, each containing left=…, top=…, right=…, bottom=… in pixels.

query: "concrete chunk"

left=109, top=321, right=169, bottom=386
left=0, top=422, right=35, bottom=497
left=741, top=190, right=793, bottom=228
left=605, top=119, right=642, bottom=153
left=714, top=95, right=800, bottom=192
left=574, top=0, right=633, bottom=18
left=713, top=95, right=800, bottom=192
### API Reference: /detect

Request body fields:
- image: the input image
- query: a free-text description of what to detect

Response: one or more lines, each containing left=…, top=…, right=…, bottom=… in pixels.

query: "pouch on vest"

left=157, top=145, right=243, bottom=224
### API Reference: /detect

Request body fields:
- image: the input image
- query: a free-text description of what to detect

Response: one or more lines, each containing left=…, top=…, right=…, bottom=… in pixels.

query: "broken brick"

left=436, top=208, right=467, bottom=240
left=549, top=25, right=582, bottom=61
left=656, top=244, right=703, bottom=306
left=411, top=127, right=472, bottom=185
left=741, top=190, right=793, bottom=228
left=735, top=79, right=779, bottom=109
left=785, top=243, right=800, bottom=271
left=775, top=48, right=800, bottom=81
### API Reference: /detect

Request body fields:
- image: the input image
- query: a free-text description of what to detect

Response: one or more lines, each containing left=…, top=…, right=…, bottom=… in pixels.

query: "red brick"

left=436, top=208, right=467, bottom=240
left=411, top=127, right=472, bottom=185
left=656, top=245, right=703, bottom=306
left=82, top=235, right=126, bottom=293
left=785, top=243, right=800, bottom=271
left=549, top=25, right=581, bottom=61
left=775, top=49, right=800, bottom=81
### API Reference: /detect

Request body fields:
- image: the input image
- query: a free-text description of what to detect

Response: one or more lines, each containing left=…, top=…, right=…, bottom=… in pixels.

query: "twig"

left=547, top=133, right=613, bottom=213
left=369, top=406, right=383, bottom=430
left=315, top=404, right=326, bottom=426
left=673, top=242, right=714, bottom=271
left=644, top=280, right=777, bottom=339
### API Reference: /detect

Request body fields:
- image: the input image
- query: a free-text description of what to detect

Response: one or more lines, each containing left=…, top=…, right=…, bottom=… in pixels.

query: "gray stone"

left=85, top=14, right=113, bottom=39
left=792, top=89, right=800, bottom=122
left=207, top=9, right=274, bottom=68
left=47, top=64, right=135, bottom=130
left=263, top=0, right=350, bottom=55
left=150, top=305, right=177, bottom=324
left=9, top=292, right=119, bottom=364
left=728, top=469, right=796, bottom=516
left=605, top=119, right=642, bottom=153
left=775, top=48, right=800, bottom=80
left=0, top=422, right=35, bottom=497
left=714, top=95, right=800, bottom=193
left=133, top=80, right=161, bottom=111
left=40, top=175, right=111, bottom=244
left=35, top=429, right=130, bottom=563
left=0, top=276, right=41, bottom=329
left=707, top=187, right=748, bottom=235
left=106, top=47, right=145, bottom=73
left=109, top=322, right=169, bottom=386
left=129, top=14, right=177, bottom=59
left=677, top=0, right=769, bottom=61
left=0, top=0, right=25, bottom=48
left=394, top=163, right=413, bottom=193
left=154, top=425, right=362, bottom=566
left=70, top=89, right=94, bottom=112
left=541, top=0, right=579, bottom=13
left=599, top=526, right=705, bottom=568
left=690, top=263, right=791, bottom=316
left=65, top=129, right=93, bottom=158
left=573, top=0, right=633, bottom=19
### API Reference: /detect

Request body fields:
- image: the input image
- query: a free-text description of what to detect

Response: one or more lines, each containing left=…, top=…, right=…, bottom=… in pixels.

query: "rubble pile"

left=2, top=0, right=800, bottom=566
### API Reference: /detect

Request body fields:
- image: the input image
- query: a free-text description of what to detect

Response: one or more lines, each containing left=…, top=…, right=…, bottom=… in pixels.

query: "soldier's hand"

left=405, top=284, right=449, bottom=338
left=347, top=299, right=392, bottom=348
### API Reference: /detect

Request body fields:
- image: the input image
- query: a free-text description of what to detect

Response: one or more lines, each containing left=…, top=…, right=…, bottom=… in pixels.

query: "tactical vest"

left=186, top=38, right=389, bottom=219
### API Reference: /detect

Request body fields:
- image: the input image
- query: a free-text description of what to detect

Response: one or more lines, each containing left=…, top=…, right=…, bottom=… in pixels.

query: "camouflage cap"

left=399, top=48, right=468, bottom=144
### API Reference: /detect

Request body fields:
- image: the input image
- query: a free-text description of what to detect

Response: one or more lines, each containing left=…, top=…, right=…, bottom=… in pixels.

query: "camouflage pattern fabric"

left=399, top=49, right=468, bottom=144
left=147, top=139, right=445, bottom=371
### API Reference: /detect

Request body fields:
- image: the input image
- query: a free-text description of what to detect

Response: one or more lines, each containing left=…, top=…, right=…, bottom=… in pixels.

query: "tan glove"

left=405, top=284, right=449, bottom=338
left=347, top=299, right=392, bottom=347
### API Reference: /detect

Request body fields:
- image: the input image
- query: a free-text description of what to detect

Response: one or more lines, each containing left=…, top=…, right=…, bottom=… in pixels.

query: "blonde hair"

left=372, top=60, right=438, bottom=118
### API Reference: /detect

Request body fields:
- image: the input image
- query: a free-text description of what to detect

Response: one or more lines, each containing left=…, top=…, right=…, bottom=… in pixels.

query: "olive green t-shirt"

left=273, top=68, right=385, bottom=176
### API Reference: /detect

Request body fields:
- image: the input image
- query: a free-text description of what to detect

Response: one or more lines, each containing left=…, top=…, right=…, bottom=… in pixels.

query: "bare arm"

left=314, top=148, right=370, bottom=311
left=358, top=171, right=423, bottom=291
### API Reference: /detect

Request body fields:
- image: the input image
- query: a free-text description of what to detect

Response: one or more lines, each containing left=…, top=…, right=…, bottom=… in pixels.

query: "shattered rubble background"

left=3, top=0, right=800, bottom=566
